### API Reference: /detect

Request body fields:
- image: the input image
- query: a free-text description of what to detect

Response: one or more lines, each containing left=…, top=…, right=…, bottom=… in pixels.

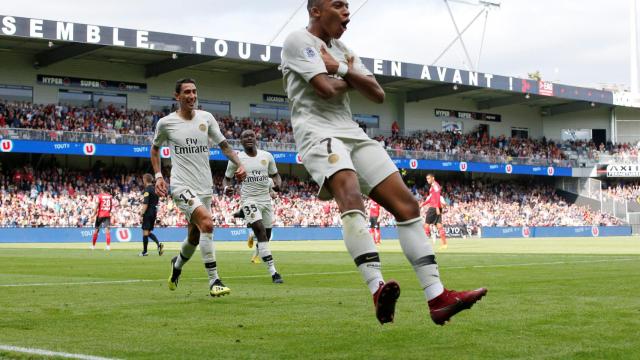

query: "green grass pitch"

left=0, top=237, right=639, bottom=359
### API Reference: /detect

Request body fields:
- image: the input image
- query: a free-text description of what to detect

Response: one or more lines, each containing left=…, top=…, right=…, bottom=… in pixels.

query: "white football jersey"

left=281, top=28, right=372, bottom=157
left=152, top=110, right=224, bottom=196
left=225, top=149, right=277, bottom=204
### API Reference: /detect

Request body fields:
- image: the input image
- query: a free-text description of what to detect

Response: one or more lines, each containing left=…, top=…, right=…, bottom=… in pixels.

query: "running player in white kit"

left=281, top=0, right=487, bottom=325
left=223, top=129, right=284, bottom=283
left=151, top=78, right=246, bottom=297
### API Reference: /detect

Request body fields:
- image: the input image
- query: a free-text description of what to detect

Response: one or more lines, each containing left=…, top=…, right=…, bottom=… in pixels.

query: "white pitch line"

left=0, top=258, right=635, bottom=288
left=0, top=345, right=120, bottom=360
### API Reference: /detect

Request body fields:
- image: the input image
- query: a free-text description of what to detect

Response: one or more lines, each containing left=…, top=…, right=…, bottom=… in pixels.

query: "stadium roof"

left=0, top=14, right=636, bottom=114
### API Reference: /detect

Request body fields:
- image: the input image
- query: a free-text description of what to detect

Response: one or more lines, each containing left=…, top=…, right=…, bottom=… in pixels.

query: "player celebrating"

left=139, top=173, right=164, bottom=256
left=151, top=78, right=246, bottom=297
left=91, top=185, right=112, bottom=251
left=281, top=0, right=487, bottom=325
left=223, top=130, right=284, bottom=283
left=421, top=174, right=448, bottom=250
left=369, top=200, right=381, bottom=245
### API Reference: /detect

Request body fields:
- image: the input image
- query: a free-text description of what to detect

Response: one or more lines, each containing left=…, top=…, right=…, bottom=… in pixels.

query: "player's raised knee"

left=200, top=219, right=214, bottom=234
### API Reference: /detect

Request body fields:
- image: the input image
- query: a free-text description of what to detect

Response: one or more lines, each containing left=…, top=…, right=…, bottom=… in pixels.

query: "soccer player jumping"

left=281, top=0, right=487, bottom=325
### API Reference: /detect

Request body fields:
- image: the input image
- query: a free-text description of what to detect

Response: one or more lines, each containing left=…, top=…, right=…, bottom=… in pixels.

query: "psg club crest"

left=295, top=153, right=303, bottom=164
left=459, top=161, right=468, bottom=172
left=160, top=147, right=171, bottom=158
left=83, top=143, right=96, bottom=156
left=547, top=167, right=555, bottom=176
left=591, top=226, right=599, bottom=237
left=522, top=226, right=531, bottom=238
left=409, top=159, right=418, bottom=169
left=505, top=164, right=513, bottom=174
left=116, top=228, right=131, bottom=242
left=0, top=139, right=13, bottom=152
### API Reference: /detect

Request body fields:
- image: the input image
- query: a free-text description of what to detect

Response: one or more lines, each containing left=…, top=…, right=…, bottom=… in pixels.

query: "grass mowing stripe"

left=0, top=345, right=121, bottom=360
left=1, top=257, right=634, bottom=288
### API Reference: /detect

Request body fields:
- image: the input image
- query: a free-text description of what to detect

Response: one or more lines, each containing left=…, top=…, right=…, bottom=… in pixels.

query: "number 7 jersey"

left=225, top=149, right=278, bottom=205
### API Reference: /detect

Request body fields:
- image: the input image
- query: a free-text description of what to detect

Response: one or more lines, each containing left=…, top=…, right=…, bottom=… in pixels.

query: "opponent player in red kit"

left=91, top=185, right=113, bottom=250
left=421, top=174, right=448, bottom=250
left=369, top=200, right=381, bottom=245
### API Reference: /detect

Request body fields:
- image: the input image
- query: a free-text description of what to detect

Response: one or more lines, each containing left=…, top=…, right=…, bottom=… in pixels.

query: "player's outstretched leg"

left=200, top=233, right=230, bottom=297
left=168, top=239, right=196, bottom=291
left=371, top=173, right=487, bottom=325
left=342, top=210, right=398, bottom=324
left=168, top=256, right=181, bottom=290
left=252, top=224, right=282, bottom=283
left=327, top=170, right=399, bottom=324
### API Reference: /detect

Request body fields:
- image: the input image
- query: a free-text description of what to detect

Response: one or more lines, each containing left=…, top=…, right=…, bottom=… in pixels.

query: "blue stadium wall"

left=0, top=226, right=632, bottom=243
left=0, top=139, right=572, bottom=176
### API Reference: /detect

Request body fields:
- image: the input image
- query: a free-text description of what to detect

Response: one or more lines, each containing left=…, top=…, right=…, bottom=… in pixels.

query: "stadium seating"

left=2, top=101, right=638, bottom=166
left=0, top=165, right=622, bottom=231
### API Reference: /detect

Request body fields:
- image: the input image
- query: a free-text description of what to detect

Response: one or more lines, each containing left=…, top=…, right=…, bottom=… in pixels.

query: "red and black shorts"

left=425, top=208, right=442, bottom=225
left=94, top=216, right=111, bottom=229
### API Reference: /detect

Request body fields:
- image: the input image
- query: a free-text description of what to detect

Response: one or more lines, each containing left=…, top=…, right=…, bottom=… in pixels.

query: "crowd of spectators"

left=0, top=164, right=623, bottom=232
left=2, top=101, right=639, bottom=164
left=606, top=181, right=640, bottom=202
left=562, top=139, right=640, bottom=164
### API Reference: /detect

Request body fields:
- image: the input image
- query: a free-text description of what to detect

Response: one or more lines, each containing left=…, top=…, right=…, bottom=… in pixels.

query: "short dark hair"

left=143, top=173, right=154, bottom=183
left=307, top=0, right=322, bottom=12
left=426, top=173, right=435, bottom=178
left=175, top=78, right=196, bottom=94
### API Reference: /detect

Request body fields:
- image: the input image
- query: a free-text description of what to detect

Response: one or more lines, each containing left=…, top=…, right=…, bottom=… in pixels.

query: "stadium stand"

left=3, top=101, right=638, bottom=167
left=0, top=164, right=621, bottom=231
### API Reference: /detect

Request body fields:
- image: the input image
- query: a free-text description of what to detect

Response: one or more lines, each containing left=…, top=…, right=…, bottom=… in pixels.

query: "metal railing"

left=0, top=127, right=572, bottom=166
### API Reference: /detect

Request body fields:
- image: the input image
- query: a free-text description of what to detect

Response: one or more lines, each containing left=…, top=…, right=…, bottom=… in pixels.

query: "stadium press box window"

left=511, top=127, right=529, bottom=139
left=250, top=103, right=290, bottom=121
left=58, top=89, right=127, bottom=109
left=353, top=113, right=380, bottom=128
left=0, top=84, right=33, bottom=103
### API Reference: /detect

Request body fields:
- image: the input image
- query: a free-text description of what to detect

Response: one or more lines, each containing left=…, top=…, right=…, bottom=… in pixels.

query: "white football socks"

left=198, top=232, right=219, bottom=284
left=396, top=217, right=444, bottom=300
left=341, top=210, right=384, bottom=294
left=174, top=239, right=197, bottom=270
left=257, top=242, right=277, bottom=276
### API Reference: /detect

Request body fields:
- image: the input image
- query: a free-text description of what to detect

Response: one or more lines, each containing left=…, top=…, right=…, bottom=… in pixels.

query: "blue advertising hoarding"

left=0, top=139, right=572, bottom=177
left=0, top=225, right=632, bottom=243
left=481, top=226, right=632, bottom=238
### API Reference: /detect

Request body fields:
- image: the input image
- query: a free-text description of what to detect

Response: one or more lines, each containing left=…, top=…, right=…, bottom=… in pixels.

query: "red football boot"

left=428, top=287, right=488, bottom=325
left=372, top=280, right=401, bottom=325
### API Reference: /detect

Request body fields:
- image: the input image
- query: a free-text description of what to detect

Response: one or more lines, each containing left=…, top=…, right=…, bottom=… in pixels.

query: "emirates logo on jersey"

left=83, top=143, right=96, bottom=156
left=1, top=139, right=13, bottom=152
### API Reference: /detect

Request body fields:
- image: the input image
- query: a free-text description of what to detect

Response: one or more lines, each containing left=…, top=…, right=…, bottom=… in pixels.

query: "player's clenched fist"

left=235, top=164, right=247, bottom=182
